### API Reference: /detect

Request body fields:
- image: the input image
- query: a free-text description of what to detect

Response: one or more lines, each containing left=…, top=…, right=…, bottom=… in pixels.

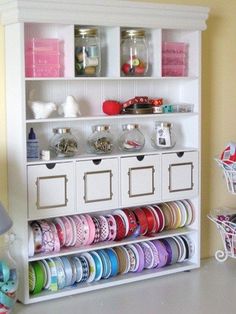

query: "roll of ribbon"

left=97, top=250, right=111, bottom=279
left=139, top=242, right=155, bottom=269
left=113, top=210, right=129, bottom=237
left=60, top=257, right=72, bottom=288
left=122, top=209, right=138, bottom=237
left=53, top=217, right=66, bottom=247
left=71, top=256, right=83, bottom=283
left=142, top=207, right=156, bottom=234
left=61, top=216, right=73, bottom=247
left=105, top=248, right=119, bottom=277
left=160, top=239, right=172, bottom=265
left=31, top=261, right=45, bottom=295
left=97, top=216, right=109, bottom=242
left=28, top=225, right=35, bottom=257
left=53, top=257, right=66, bottom=290
left=92, top=217, right=101, bottom=244
left=79, top=215, right=90, bottom=246
left=133, top=243, right=145, bottom=273
left=90, top=251, right=103, bottom=281
left=80, top=253, right=96, bottom=283
left=84, top=214, right=96, bottom=245
left=79, top=255, right=89, bottom=283
left=106, top=215, right=117, bottom=241
left=30, top=222, right=43, bottom=254
left=133, top=207, right=148, bottom=235
left=151, top=240, right=168, bottom=268
left=38, top=220, right=54, bottom=253
left=73, top=215, right=84, bottom=247
left=67, top=216, right=77, bottom=247
left=45, top=258, right=58, bottom=291
left=113, top=215, right=126, bottom=241
left=145, top=240, right=160, bottom=268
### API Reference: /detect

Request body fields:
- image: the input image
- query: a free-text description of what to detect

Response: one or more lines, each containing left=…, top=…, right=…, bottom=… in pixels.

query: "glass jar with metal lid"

left=151, top=121, right=176, bottom=149
left=74, top=26, right=101, bottom=76
left=121, top=29, right=148, bottom=76
left=118, top=124, right=145, bottom=152
left=49, top=127, right=79, bottom=157
left=87, top=125, right=114, bottom=154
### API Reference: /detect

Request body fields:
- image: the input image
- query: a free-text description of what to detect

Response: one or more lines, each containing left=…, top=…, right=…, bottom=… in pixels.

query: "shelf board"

left=26, top=112, right=198, bottom=124
left=25, top=76, right=199, bottom=82
left=26, top=146, right=199, bottom=165
left=28, top=227, right=197, bottom=262
left=27, top=260, right=198, bottom=303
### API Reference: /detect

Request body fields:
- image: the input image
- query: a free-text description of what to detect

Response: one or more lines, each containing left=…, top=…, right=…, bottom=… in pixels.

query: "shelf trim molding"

left=0, top=0, right=209, bottom=30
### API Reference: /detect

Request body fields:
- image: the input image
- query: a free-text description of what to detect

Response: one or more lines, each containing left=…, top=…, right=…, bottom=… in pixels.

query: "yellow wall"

left=1, top=0, right=236, bottom=258
left=0, top=25, right=8, bottom=209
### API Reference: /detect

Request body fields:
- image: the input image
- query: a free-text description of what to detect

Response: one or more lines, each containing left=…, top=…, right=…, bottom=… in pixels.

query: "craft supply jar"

left=87, top=125, right=114, bottom=154
left=151, top=121, right=176, bottom=149
left=121, top=29, right=148, bottom=76
left=50, top=128, right=79, bottom=157
left=74, top=27, right=101, bottom=76
left=118, top=124, right=145, bottom=152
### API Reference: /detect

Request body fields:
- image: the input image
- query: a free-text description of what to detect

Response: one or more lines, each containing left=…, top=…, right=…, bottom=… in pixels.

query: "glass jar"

left=151, top=121, right=176, bottom=149
left=0, top=238, right=18, bottom=314
left=118, top=124, right=145, bottom=152
left=74, top=27, right=101, bottom=76
left=121, top=29, right=148, bottom=76
left=87, top=125, right=113, bottom=154
left=49, top=128, right=79, bottom=157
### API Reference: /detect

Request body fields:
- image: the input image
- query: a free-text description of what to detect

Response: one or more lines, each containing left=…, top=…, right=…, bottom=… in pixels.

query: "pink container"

left=162, top=65, right=187, bottom=77
left=25, top=52, right=61, bottom=67
left=162, top=52, right=187, bottom=66
left=26, top=64, right=62, bottom=77
left=26, top=38, right=60, bottom=54
left=162, top=42, right=188, bottom=54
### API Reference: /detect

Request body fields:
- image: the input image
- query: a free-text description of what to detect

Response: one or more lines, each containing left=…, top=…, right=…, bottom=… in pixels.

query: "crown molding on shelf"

left=0, top=0, right=209, bottom=30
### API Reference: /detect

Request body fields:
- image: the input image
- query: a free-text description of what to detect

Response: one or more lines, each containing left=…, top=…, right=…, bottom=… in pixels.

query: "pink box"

left=162, top=65, right=187, bottom=77
left=25, top=52, right=61, bottom=67
left=26, top=64, right=62, bottom=77
left=162, top=42, right=188, bottom=54
left=162, top=52, right=187, bottom=66
left=26, top=38, right=60, bottom=54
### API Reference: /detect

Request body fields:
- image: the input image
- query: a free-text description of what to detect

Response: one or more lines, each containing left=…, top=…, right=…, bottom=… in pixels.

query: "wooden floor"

left=14, top=258, right=235, bottom=314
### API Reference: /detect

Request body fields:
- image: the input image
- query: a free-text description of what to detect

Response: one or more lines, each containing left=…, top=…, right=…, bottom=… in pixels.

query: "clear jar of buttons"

left=121, top=29, right=148, bottom=76
left=151, top=121, right=176, bottom=149
left=74, top=26, right=101, bottom=76
left=87, top=125, right=114, bottom=154
left=49, top=128, right=79, bottom=157
left=118, top=124, right=145, bottom=152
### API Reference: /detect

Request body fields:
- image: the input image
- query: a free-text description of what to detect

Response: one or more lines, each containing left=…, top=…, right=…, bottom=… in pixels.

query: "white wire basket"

left=208, top=214, right=236, bottom=262
left=215, top=158, right=236, bottom=194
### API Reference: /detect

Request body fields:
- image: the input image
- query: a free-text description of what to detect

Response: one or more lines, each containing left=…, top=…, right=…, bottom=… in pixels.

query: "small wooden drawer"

left=27, top=162, right=75, bottom=219
left=161, top=151, right=198, bottom=200
left=120, top=154, right=161, bottom=207
left=76, top=158, right=119, bottom=213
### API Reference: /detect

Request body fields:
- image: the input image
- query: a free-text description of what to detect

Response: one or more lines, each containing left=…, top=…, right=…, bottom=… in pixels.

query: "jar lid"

left=75, top=27, right=98, bottom=37
left=122, top=124, right=139, bottom=131
left=122, top=29, right=146, bottom=38
left=92, top=125, right=110, bottom=132
left=155, top=122, right=172, bottom=128
left=53, top=128, right=71, bottom=134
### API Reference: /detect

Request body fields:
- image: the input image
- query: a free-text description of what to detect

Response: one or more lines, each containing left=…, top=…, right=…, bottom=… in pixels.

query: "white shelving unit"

left=0, top=0, right=209, bottom=305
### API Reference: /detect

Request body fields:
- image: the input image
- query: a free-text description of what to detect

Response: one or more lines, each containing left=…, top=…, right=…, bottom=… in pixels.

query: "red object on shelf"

left=102, top=100, right=122, bottom=115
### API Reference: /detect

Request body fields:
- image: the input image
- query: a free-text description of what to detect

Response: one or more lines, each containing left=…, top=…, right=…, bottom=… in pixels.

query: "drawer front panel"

left=76, top=158, right=118, bottom=213
left=120, top=155, right=161, bottom=207
left=27, top=162, right=75, bottom=219
left=162, top=151, right=198, bottom=200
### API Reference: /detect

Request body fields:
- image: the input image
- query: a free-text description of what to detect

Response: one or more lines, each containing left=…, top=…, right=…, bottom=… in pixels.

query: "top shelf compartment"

left=24, top=23, right=200, bottom=79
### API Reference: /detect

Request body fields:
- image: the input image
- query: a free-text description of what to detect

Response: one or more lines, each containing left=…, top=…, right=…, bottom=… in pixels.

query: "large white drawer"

left=161, top=151, right=198, bottom=200
left=27, top=162, right=75, bottom=219
left=120, top=154, right=161, bottom=207
left=76, top=158, right=119, bottom=213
